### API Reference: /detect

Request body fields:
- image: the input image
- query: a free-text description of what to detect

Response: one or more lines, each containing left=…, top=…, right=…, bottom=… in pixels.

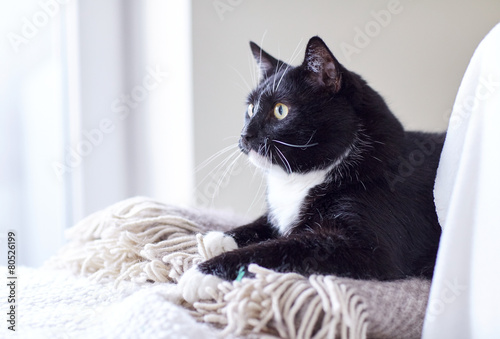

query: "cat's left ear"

left=303, top=37, right=342, bottom=93
left=250, top=41, right=283, bottom=80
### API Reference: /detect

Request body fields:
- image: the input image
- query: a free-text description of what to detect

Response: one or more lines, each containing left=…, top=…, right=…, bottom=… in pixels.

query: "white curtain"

left=0, top=1, right=67, bottom=267
left=0, top=0, right=194, bottom=267
left=424, top=23, right=500, bottom=338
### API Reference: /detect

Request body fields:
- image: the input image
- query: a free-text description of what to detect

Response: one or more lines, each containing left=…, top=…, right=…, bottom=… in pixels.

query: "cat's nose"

left=239, top=131, right=255, bottom=153
left=240, top=131, right=254, bottom=143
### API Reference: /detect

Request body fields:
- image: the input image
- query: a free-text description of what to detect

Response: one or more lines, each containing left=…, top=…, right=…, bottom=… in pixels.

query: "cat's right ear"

left=249, top=42, right=280, bottom=80
left=302, top=37, right=343, bottom=93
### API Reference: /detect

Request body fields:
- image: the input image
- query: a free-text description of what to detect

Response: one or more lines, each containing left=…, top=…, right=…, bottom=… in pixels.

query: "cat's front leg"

left=198, top=231, right=238, bottom=259
left=179, top=215, right=277, bottom=302
left=178, top=265, right=225, bottom=303
left=179, top=232, right=237, bottom=303
left=225, top=215, right=278, bottom=247
left=198, top=233, right=402, bottom=281
left=198, top=215, right=277, bottom=259
left=197, top=239, right=293, bottom=281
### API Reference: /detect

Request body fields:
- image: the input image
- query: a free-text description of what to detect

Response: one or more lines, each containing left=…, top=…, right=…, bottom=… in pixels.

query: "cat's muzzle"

left=239, top=132, right=253, bottom=154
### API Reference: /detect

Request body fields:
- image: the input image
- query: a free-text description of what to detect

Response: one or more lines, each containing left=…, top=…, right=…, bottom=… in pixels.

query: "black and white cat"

left=180, top=36, right=444, bottom=302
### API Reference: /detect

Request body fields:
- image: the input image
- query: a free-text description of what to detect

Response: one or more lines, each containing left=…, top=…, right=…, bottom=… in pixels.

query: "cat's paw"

left=177, top=266, right=223, bottom=304
left=198, top=231, right=238, bottom=259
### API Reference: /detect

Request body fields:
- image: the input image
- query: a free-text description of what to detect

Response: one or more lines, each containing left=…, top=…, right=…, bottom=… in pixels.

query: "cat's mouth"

left=248, top=150, right=273, bottom=170
left=239, top=134, right=273, bottom=169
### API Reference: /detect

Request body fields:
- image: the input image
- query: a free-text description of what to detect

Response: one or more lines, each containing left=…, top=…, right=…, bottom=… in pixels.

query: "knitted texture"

left=44, top=196, right=430, bottom=338
left=0, top=266, right=221, bottom=338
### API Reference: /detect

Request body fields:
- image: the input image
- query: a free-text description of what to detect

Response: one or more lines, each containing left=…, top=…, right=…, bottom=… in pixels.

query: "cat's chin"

left=248, top=150, right=273, bottom=171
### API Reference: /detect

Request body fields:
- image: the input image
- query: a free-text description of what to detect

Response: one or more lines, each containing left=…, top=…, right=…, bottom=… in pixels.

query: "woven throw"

left=46, top=196, right=431, bottom=339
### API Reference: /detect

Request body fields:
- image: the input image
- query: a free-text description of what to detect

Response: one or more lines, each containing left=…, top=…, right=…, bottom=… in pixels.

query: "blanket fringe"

left=45, top=197, right=204, bottom=285
left=194, top=265, right=368, bottom=339
left=45, top=197, right=375, bottom=339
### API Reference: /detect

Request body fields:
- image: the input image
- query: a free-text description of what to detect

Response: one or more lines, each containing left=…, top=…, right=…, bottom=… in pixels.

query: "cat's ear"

left=303, top=37, right=342, bottom=93
left=249, top=41, right=281, bottom=80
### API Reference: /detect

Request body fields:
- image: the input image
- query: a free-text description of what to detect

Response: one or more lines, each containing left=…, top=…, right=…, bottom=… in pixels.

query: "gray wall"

left=192, top=0, right=500, bottom=219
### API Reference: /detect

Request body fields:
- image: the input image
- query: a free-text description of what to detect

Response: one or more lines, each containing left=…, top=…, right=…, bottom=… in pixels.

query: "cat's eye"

left=247, top=104, right=255, bottom=118
left=274, top=103, right=289, bottom=120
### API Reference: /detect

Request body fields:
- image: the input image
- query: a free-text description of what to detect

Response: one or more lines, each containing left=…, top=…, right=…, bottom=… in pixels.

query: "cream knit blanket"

left=41, top=196, right=430, bottom=339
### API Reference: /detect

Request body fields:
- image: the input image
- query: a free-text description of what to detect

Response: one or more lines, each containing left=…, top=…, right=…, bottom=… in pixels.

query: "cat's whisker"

left=255, top=30, right=268, bottom=84
left=274, top=145, right=292, bottom=174
left=273, top=60, right=287, bottom=92
left=305, top=130, right=317, bottom=145
left=265, top=139, right=276, bottom=172
left=197, top=152, right=239, bottom=194
left=213, top=151, right=244, bottom=198
left=222, top=135, right=241, bottom=142
left=275, top=38, right=304, bottom=92
left=255, top=90, right=265, bottom=116
left=272, top=139, right=319, bottom=149
left=272, top=43, right=285, bottom=92
left=272, top=59, right=279, bottom=91
left=196, top=143, right=239, bottom=173
left=248, top=52, right=257, bottom=87
left=246, top=164, right=266, bottom=217
left=257, top=143, right=265, bottom=157
left=268, top=146, right=273, bottom=169
left=233, top=82, right=252, bottom=96
left=263, top=137, right=270, bottom=158
left=196, top=149, right=243, bottom=210
left=196, top=148, right=241, bottom=190
left=230, top=66, right=252, bottom=92
left=272, top=49, right=288, bottom=92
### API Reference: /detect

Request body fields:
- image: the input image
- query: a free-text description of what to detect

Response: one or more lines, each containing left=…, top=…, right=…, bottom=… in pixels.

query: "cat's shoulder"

left=401, top=131, right=446, bottom=158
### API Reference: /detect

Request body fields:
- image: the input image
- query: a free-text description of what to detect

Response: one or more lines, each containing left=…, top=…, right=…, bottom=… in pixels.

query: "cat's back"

left=402, top=131, right=445, bottom=165
left=397, top=131, right=445, bottom=192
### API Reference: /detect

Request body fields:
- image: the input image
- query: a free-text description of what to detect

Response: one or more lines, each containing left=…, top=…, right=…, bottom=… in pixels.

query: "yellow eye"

left=274, top=103, right=289, bottom=120
left=247, top=104, right=255, bottom=117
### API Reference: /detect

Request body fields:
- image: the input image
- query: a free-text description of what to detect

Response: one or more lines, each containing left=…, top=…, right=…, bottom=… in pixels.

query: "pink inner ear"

left=325, top=63, right=337, bottom=79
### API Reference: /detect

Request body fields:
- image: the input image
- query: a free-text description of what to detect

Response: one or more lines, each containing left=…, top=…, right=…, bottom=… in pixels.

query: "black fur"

left=199, top=37, right=444, bottom=281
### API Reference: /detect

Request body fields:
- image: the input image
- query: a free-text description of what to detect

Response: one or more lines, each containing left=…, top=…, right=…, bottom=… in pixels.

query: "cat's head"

left=240, top=36, right=366, bottom=174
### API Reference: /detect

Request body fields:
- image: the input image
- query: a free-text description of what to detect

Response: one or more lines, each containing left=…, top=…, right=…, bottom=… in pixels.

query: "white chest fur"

left=266, top=166, right=331, bottom=234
